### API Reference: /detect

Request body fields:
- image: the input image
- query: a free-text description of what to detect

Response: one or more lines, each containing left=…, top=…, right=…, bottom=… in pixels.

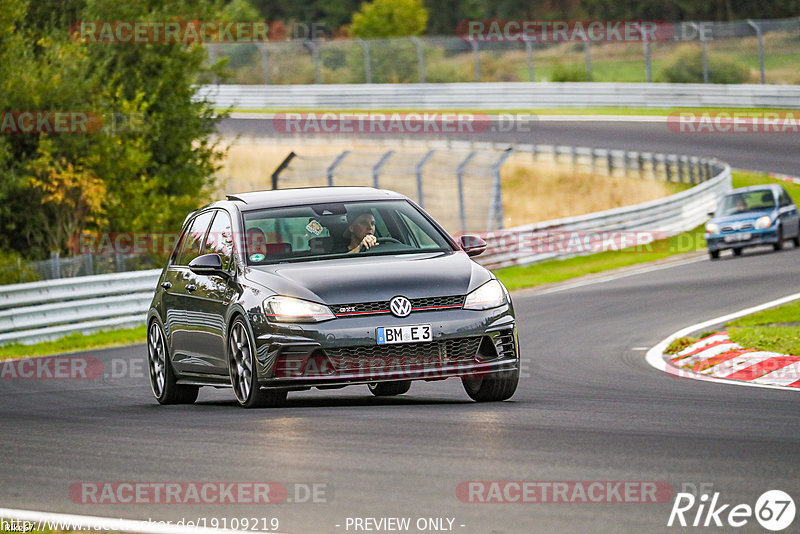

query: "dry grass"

left=500, top=153, right=676, bottom=227
left=216, top=139, right=677, bottom=229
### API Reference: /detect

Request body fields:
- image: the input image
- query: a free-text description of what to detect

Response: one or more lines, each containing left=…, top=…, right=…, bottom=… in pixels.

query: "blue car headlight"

left=755, top=216, right=772, bottom=230
left=706, top=222, right=720, bottom=235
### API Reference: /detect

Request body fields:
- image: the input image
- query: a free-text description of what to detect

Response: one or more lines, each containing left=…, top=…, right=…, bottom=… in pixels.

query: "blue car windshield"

left=718, top=190, right=775, bottom=216
left=242, top=200, right=454, bottom=264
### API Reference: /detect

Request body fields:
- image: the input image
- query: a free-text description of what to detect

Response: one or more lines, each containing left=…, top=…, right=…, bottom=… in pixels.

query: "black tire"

left=147, top=321, right=199, bottom=405
left=228, top=317, right=287, bottom=408
left=774, top=227, right=784, bottom=251
left=732, top=248, right=743, bottom=257
left=368, top=381, right=411, bottom=396
left=462, top=367, right=519, bottom=402
left=709, top=249, right=720, bottom=260
left=793, top=236, right=800, bottom=247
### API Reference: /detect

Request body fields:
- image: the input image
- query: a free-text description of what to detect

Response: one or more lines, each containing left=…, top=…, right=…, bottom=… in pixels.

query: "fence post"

left=457, top=151, right=477, bottom=232
left=415, top=149, right=435, bottom=208
left=747, top=19, right=766, bottom=84
left=606, top=150, right=613, bottom=176
left=584, top=39, right=593, bottom=80
left=271, top=151, right=296, bottom=189
left=50, top=252, right=61, bottom=279
left=665, top=155, right=673, bottom=182
left=677, top=156, right=685, bottom=183
left=524, top=40, right=535, bottom=81
left=372, top=150, right=394, bottom=188
left=633, top=23, right=652, bottom=83
left=637, top=152, right=645, bottom=179
left=327, top=150, right=350, bottom=186
left=688, top=23, right=709, bottom=83
left=258, top=43, right=270, bottom=84
left=356, top=39, right=371, bottom=83
left=303, top=40, right=320, bottom=84
left=83, top=253, right=94, bottom=276
left=206, top=44, right=219, bottom=84
left=470, top=41, right=480, bottom=82
left=411, top=37, right=425, bottom=83
left=651, top=153, right=658, bottom=179
left=488, top=148, right=513, bottom=230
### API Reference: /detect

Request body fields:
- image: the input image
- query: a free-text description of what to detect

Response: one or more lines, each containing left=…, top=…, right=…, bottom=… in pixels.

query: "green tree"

left=350, top=0, right=428, bottom=38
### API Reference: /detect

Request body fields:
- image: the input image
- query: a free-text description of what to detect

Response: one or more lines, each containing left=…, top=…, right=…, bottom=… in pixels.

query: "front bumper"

left=706, top=227, right=778, bottom=251
left=250, top=305, right=518, bottom=388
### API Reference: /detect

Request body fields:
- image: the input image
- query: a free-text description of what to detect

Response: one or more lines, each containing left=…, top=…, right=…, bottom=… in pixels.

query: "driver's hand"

left=360, top=234, right=379, bottom=250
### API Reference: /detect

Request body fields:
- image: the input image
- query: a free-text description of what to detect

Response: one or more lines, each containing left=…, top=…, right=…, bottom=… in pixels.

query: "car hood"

left=243, top=251, right=492, bottom=304
left=711, top=209, right=774, bottom=225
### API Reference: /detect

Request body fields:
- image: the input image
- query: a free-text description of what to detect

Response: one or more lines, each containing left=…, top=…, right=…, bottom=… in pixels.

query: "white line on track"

left=0, top=508, right=274, bottom=534
left=526, top=255, right=707, bottom=296
left=645, top=292, right=800, bottom=391
left=228, top=112, right=669, bottom=123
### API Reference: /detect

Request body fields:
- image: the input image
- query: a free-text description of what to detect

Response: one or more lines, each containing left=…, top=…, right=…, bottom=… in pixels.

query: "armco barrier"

left=0, top=270, right=160, bottom=345
left=196, top=82, right=800, bottom=110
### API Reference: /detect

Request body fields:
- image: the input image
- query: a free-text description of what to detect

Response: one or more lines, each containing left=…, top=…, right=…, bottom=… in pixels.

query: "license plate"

left=377, top=324, right=432, bottom=344
left=724, top=233, right=751, bottom=243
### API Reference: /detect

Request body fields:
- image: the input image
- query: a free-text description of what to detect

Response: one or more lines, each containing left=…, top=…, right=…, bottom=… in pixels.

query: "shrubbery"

left=659, top=45, right=751, bottom=84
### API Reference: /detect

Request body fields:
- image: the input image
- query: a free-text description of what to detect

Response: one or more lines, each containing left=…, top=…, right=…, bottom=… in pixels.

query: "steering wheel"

left=376, top=237, right=402, bottom=244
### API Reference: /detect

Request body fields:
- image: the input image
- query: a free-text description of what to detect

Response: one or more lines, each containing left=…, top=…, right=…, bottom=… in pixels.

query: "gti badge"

left=389, top=296, right=412, bottom=318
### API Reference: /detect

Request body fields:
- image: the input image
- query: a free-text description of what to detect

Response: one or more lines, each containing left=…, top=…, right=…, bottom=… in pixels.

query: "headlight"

left=705, top=223, right=720, bottom=235
left=463, top=280, right=507, bottom=310
left=755, top=216, right=772, bottom=230
left=264, top=296, right=335, bottom=322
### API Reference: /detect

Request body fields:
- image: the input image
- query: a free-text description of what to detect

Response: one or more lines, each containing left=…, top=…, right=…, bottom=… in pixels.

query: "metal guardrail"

left=0, top=270, right=160, bottom=345
left=197, top=82, right=800, bottom=110
left=475, top=145, right=731, bottom=269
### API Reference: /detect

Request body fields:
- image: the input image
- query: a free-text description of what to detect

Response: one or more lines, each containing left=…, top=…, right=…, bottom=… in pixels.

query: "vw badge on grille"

left=389, top=296, right=412, bottom=318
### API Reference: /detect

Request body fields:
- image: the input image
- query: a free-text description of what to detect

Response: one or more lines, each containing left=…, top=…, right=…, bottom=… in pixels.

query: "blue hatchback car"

left=706, top=184, right=800, bottom=259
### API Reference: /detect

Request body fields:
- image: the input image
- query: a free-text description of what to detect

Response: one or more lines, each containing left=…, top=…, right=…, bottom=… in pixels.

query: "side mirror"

left=707, top=211, right=715, bottom=218
left=188, top=253, right=225, bottom=275
left=459, top=235, right=487, bottom=257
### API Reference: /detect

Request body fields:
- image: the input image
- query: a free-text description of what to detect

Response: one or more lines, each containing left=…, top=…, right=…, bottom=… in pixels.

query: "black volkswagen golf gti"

left=147, top=187, right=519, bottom=407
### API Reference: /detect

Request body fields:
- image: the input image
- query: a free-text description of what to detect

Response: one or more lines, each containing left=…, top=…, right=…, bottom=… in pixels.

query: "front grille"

left=332, top=295, right=464, bottom=317
left=721, top=223, right=754, bottom=232
left=324, top=337, right=482, bottom=373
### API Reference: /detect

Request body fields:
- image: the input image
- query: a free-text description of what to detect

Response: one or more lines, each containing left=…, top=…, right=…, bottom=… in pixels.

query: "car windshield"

left=718, top=190, right=775, bottom=216
left=242, top=199, right=453, bottom=264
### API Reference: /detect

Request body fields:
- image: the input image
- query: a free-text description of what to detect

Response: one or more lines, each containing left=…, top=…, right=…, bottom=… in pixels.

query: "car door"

left=191, top=209, right=237, bottom=375
left=778, top=188, right=800, bottom=238
left=166, top=210, right=215, bottom=374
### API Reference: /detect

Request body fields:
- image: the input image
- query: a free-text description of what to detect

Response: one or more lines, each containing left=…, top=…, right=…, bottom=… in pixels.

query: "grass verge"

left=0, top=326, right=146, bottom=361
left=726, top=299, right=800, bottom=355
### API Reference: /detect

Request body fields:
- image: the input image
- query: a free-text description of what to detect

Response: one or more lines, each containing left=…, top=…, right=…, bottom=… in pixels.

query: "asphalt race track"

left=2, top=119, right=799, bottom=534
left=219, top=116, right=800, bottom=176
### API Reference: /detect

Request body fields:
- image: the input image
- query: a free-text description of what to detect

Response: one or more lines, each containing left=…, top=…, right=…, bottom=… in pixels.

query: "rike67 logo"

left=668, top=490, right=795, bottom=531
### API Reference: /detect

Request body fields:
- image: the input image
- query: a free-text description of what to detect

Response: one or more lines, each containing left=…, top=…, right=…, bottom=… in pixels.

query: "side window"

left=203, top=211, right=234, bottom=271
left=780, top=189, right=793, bottom=207
left=176, top=211, right=214, bottom=266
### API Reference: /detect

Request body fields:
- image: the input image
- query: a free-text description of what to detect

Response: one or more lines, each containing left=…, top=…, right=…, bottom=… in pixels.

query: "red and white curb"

left=669, top=332, right=800, bottom=388
left=646, top=292, right=800, bottom=391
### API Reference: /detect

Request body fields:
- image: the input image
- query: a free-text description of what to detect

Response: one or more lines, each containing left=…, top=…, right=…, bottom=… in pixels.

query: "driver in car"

left=345, top=209, right=380, bottom=253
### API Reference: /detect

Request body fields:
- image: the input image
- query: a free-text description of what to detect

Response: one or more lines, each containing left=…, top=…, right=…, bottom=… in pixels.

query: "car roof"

left=725, top=184, right=781, bottom=195
left=221, top=186, right=408, bottom=210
